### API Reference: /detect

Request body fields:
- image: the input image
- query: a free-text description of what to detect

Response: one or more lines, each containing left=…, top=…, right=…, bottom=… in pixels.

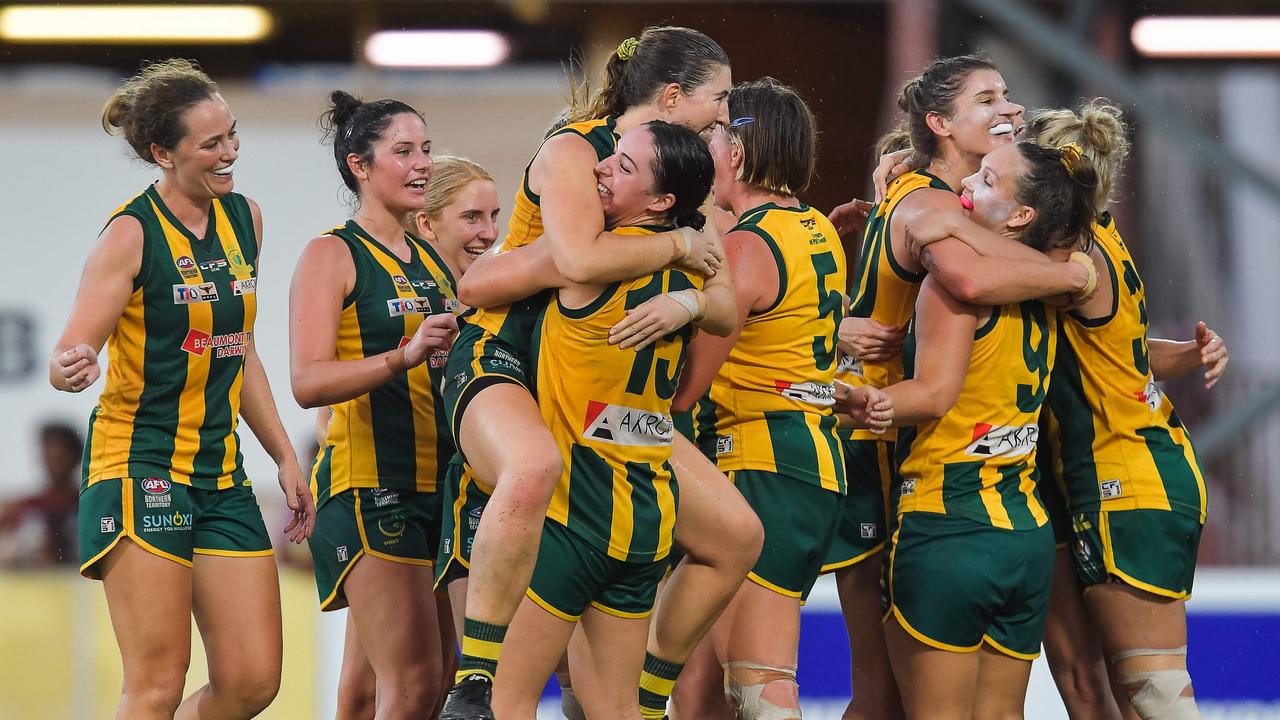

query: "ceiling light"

left=0, top=5, right=273, bottom=44
left=1132, top=16, right=1280, bottom=58
left=365, top=30, right=510, bottom=69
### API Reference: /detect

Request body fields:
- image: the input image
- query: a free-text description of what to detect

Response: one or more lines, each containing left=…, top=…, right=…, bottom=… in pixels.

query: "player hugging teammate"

left=56, top=35, right=1226, bottom=720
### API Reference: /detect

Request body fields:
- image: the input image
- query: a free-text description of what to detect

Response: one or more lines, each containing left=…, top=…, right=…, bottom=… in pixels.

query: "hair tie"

left=729, top=117, right=756, bottom=128
left=616, top=37, right=639, bottom=60
left=1059, top=143, right=1084, bottom=177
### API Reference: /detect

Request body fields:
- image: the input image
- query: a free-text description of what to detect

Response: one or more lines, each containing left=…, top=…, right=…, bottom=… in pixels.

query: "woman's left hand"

left=278, top=458, right=316, bottom=543
left=609, top=293, right=695, bottom=350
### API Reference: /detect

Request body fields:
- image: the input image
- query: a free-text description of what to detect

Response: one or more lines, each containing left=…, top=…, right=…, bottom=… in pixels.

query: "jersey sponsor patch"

left=467, top=505, right=483, bottom=531
left=232, top=278, right=256, bottom=295
left=1134, top=376, right=1163, bottom=412
left=175, top=255, right=199, bottom=279
left=173, top=282, right=219, bottom=304
left=836, top=354, right=865, bottom=380
left=716, top=435, right=734, bottom=455
left=774, top=379, right=836, bottom=406
left=444, top=298, right=460, bottom=314
left=387, top=297, right=434, bottom=316
left=181, top=329, right=250, bottom=358
left=583, top=400, right=673, bottom=446
left=860, top=522, right=878, bottom=539
left=141, top=477, right=172, bottom=509
left=900, top=478, right=917, bottom=496
left=1100, top=478, right=1123, bottom=499
left=369, top=488, right=400, bottom=507
left=964, top=422, right=1039, bottom=459
left=100, top=517, right=116, bottom=533
left=199, top=258, right=228, bottom=272
left=392, top=274, right=413, bottom=293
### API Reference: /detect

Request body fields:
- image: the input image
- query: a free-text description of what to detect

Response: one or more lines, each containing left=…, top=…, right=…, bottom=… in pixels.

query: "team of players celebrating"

left=51, top=23, right=1229, bottom=720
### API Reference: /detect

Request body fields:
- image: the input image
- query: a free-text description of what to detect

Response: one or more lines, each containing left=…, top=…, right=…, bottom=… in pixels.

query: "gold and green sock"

left=456, top=617, right=507, bottom=684
left=639, top=653, right=683, bottom=719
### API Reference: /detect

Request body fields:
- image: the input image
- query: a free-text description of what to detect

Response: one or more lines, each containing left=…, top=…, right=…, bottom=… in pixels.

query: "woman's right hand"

left=675, top=227, right=726, bottom=278
left=52, top=343, right=101, bottom=393
left=838, top=317, right=907, bottom=363
left=402, top=313, right=459, bottom=369
left=873, top=148, right=915, bottom=204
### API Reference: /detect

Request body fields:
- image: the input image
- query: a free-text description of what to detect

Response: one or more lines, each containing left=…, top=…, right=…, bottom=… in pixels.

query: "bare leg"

left=971, top=646, right=1033, bottom=720
left=491, top=597, right=576, bottom=720
left=1085, top=584, right=1197, bottom=720
left=101, top=539, right=193, bottom=720
left=345, top=556, right=444, bottom=719
left=1041, top=547, right=1121, bottom=719
left=571, top=608, right=651, bottom=720
left=176, top=554, right=282, bottom=719
left=834, top=554, right=903, bottom=720
left=335, top=619, right=377, bottom=720
left=884, top=614, right=979, bottom=720
left=718, top=581, right=803, bottom=716
left=669, top=635, right=733, bottom=720
left=459, top=384, right=563, bottom=631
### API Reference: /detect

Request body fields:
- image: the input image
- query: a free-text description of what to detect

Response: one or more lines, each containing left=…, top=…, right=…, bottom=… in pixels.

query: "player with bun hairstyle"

left=440, top=26, right=766, bottom=720
left=52, top=58, right=314, bottom=719
left=330, top=154, right=499, bottom=720
left=290, top=90, right=460, bottom=719
left=913, top=99, right=1226, bottom=720
left=850, top=141, right=1100, bottom=720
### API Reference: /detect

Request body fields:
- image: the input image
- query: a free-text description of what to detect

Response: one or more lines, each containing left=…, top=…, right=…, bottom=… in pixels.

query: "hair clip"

left=729, top=117, right=755, bottom=128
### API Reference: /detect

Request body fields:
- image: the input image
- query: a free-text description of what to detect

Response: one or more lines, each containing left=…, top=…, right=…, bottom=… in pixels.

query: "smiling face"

left=664, top=64, right=732, bottom=140
left=937, top=69, right=1025, bottom=158
left=415, top=178, right=500, bottom=275
left=151, top=94, right=240, bottom=200
left=352, top=112, right=433, bottom=215
left=960, top=143, right=1036, bottom=236
left=594, top=127, right=674, bottom=228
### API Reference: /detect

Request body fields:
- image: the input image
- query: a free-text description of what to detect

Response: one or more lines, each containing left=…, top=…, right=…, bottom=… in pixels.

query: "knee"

left=122, top=667, right=187, bottom=716
left=337, top=679, right=377, bottom=719
left=1055, top=659, right=1112, bottom=713
left=1121, top=669, right=1198, bottom=720
left=218, top=671, right=281, bottom=716
left=725, top=662, right=801, bottom=719
left=497, top=453, right=563, bottom=511
left=380, top=672, right=440, bottom=715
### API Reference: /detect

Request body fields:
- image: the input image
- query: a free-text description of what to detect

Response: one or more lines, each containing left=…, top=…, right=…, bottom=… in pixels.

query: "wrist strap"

left=1069, top=251, right=1098, bottom=296
left=668, top=290, right=699, bottom=322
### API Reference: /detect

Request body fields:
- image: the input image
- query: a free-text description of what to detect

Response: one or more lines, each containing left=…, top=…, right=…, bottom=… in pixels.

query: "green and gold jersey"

left=847, top=170, right=953, bottom=441
left=84, top=185, right=258, bottom=490
left=702, top=203, right=847, bottom=493
left=469, top=116, right=619, bottom=351
left=897, top=300, right=1057, bottom=531
left=310, top=220, right=459, bottom=505
left=1047, top=214, right=1207, bottom=521
left=534, top=226, right=700, bottom=563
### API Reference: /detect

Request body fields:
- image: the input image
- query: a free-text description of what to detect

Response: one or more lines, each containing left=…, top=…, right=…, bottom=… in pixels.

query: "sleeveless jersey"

left=848, top=169, right=953, bottom=441
left=897, top=299, right=1057, bottom=531
left=534, top=226, right=701, bottom=563
left=310, top=220, right=459, bottom=505
left=469, top=116, right=619, bottom=350
left=1047, top=214, right=1207, bottom=521
left=84, top=185, right=258, bottom=490
left=703, top=203, right=847, bottom=493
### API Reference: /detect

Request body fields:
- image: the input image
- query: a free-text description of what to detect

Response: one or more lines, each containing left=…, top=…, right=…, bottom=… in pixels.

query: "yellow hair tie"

left=1059, top=143, right=1084, bottom=176
left=616, top=37, right=639, bottom=60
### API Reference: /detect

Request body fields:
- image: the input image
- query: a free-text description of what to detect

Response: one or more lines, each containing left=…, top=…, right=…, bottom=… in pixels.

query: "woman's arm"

left=456, top=239, right=563, bottom=309
left=49, top=214, right=143, bottom=392
left=671, top=229, right=777, bottom=413
left=532, top=134, right=722, bottom=283
left=880, top=276, right=978, bottom=426
left=607, top=233, right=738, bottom=350
left=921, top=240, right=1092, bottom=306
left=239, top=199, right=315, bottom=541
left=288, top=234, right=457, bottom=409
left=1149, top=321, right=1228, bottom=388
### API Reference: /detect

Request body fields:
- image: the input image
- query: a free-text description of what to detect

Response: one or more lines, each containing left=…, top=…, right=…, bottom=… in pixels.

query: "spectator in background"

left=0, top=423, right=82, bottom=566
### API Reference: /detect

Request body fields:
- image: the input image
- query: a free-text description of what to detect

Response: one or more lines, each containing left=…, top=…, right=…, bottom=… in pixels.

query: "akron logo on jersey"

left=774, top=379, right=836, bottom=407
left=582, top=400, right=673, bottom=446
left=964, top=422, right=1039, bottom=459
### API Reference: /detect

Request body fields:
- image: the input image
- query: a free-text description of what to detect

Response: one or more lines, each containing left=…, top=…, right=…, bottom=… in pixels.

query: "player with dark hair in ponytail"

left=290, top=90, right=460, bottom=718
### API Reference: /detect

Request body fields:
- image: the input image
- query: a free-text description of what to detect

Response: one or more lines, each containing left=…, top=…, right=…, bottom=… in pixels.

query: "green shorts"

left=441, top=319, right=532, bottom=440
left=731, top=469, right=845, bottom=600
left=1071, top=509, right=1202, bottom=600
left=885, top=512, right=1054, bottom=660
left=434, top=459, right=491, bottom=590
left=822, top=439, right=895, bottom=573
left=308, top=487, right=442, bottom=611
left=527, top=519, right=667, bottom=621
left=79, top=477, right=272, bottom=579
